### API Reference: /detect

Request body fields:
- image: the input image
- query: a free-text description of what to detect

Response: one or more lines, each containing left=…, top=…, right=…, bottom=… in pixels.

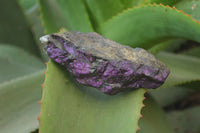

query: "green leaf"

left=167, top=106, right=200, bottom=133
left=19, top=0, right=38, bottom=11
left=175, top=0, right=200, bottom=22
left=20, top=2, right=47, bottom=60
left=0, top=71, right=44, bottom=133
left=56, top=0, right=94, bottom=32
left=0, top=45, right=44, bottom=83
left=0, top=0, right=41, bottom=58
left=148, top=0, right=200, bottom=53
left=39, top=0, right=94, bottom=34
left=157, top=52, right=200, bottom=88
left=84, top=0, right=132, bottom=28
left=150, top=86, right=195, bottom=107
left=150, top=0, right=200, bottom=53
left=148, top=0, right=181, bottom=6
left=138, top=94, right=174, bottom=133
left=182, top=46, right=200, bottom=58
left=39, top=60, right=146, bottom=133
left=0, top=45, right=45, bottom=133
left=39, top=0, right=70, bottom=34
left=99, top=4, right=200, bottom=49
left=148, top=39, right=175, bottom=54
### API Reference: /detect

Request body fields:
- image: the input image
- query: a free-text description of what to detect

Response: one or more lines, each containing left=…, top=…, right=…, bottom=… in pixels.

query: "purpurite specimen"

left=40, top=31, right=170, bottom=95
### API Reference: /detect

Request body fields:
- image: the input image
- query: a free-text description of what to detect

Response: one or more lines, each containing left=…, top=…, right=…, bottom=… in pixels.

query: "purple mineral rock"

left=40, top=31, right=170, bottom=95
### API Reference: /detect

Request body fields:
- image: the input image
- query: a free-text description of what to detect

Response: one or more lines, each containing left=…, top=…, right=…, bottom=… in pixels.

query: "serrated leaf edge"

left=99, top=3, right=200, bottom=32
left=136, top=90, right=147, bottom=133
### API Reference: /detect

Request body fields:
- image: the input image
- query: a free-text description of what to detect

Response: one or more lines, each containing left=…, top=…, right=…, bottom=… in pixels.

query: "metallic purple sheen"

left=41, top=31, right=170, bottom=95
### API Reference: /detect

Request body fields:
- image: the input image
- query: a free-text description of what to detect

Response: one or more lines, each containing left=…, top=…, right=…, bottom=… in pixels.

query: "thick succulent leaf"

left=148, top=39, right=175, bottom=54
left=150, top=86, right=195, bottom=107
left=0, top=45, right=44, bottom=83
left=99, top=4, right=200, bottom=49
left=39, top=60, right=146, bottom=133
left=19, top=0, right=38, bottom=11
left=138, top=95, right=174, bottom=133
left=175, top=0, right=200, bottom=22
left=167, top=106, right=200, bottom=133
left=20, top=2, right=47, bottom=60
left=157, top=52, right=200, bottom=88
left=151, top=0, right=200, bottom=53
left=84, top=0, right=136, bottom=28
left=39, top=0, right=70, bottom=34
left=148, top=0, right=181, bottom=6
left=0, top=45, right=45, bottom=133
left=0, top=71, right=44, bottom=133
left=0, top=0, right=41, bottom=58
left=161, top=39, right=186, bottom=53
left=182, top=46, right=200, bottom=58
left=39, top=0, right=93, bottom=34
left=153, top=0, right=200, bottom=53
left=56, top=0, right=94, bottom=32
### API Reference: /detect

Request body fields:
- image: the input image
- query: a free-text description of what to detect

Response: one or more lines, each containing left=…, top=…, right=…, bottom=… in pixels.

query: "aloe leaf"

left=148, top=0, right=181, bottom=6
left=19, top=0, right=38, bottom=11
left=167, top=106, right=200, bottom=133
left=39, top=0, right=93, bottom=34
left=175, top=0, right=200, bottom=22
left=99, top=4, right=200, bottom=49
left=0, top=45, right=44, bottom=83
left=56, top=0, right=94, bottom=32
left=0, top=0, right=41, bottom=58
left=0, top=71, right=44, bottom=133
left=25, top=3, right=47, bottom=60
left=0, top=45, right=45, bottom=133
left=157, top=52, right=200, bottom=88
left=39, top=60, right=146, bottom=133
left=138, top=95, right=174, bottom=133
left=150, top=86, right=195, bottom=107
left=182, top=46, right=200, bottom=58
left=150, top=0, right=200, bottom=53
left=84, top=0, right=133, bottom=28
left=19, top=0, right=47, bottom=60
left=39, top=0, right=70, bottom=34
left=148, top=39, right=174, bottom=54
left=152, top=0, right=200, bottom=53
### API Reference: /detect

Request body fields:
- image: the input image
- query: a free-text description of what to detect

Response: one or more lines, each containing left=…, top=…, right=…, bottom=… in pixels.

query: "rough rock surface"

left=40, top=31, right=170, bottom=95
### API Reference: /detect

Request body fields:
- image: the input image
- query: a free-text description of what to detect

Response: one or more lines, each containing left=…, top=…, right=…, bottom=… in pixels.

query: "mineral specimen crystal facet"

left=40, top=31, right=170, bottom=95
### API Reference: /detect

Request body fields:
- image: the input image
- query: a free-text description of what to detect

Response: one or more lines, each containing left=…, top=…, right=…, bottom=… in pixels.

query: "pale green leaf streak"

left=0, top=45, right=44, bottom=83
